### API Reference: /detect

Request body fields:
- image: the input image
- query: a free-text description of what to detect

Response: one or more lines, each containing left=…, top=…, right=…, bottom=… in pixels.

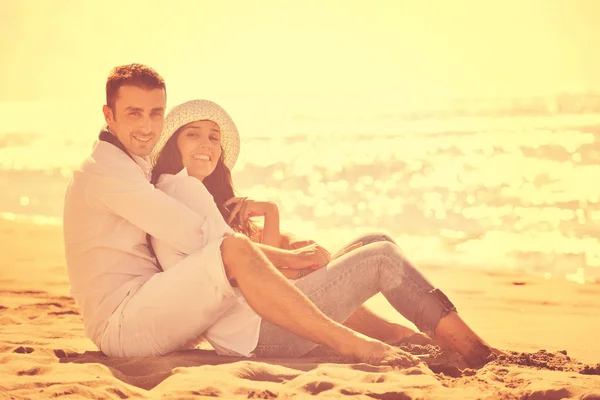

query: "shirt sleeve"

left=163, top=175, right=234, bottom=237
left=85, top=166, right=210, bottom=255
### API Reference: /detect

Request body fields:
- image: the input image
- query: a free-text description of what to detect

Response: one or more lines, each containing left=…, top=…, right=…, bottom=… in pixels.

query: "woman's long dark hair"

left=150, top=126, right=258, bottom=247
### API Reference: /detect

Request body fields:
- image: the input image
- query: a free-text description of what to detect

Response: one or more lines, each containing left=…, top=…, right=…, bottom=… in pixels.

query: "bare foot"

left=353, top=338, right=420, bottom=368
left=463, top=341, right=497, bottom=368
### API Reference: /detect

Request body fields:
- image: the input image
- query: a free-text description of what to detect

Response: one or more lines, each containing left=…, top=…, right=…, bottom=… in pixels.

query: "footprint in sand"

left=17, top=367, right=43, bottom=376
left=189, top=387, right=222, bottom=397
left=302, top=380, right=335, bottom=395
left=13, top=346, right=34, bottom=354
left=48, top=310, right=78, bottom=316
left=237, top=388, right=278, bottom=399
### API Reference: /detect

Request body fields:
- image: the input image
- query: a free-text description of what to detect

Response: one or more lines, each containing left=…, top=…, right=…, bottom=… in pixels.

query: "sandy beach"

left=3, top=0, right=600, bottom=397
left=0, top=219, right=599, bottom=399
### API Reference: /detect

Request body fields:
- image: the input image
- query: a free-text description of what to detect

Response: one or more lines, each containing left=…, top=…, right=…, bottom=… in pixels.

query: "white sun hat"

left=151, top=99, right=240, bottom=170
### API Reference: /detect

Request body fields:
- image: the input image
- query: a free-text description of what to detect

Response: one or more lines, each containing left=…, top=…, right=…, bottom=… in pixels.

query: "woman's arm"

left=260, top=201, right=281, bottom=247
left=224, top=197, right=283, bottom=247
left=280, top=232, right=316, bottom=250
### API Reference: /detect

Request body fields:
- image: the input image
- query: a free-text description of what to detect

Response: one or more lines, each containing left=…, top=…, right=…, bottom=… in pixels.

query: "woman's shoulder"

left=155, top=170, right=211, bottom=200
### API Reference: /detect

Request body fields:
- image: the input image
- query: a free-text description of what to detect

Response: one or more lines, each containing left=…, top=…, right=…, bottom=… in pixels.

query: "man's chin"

left=130, top=144, right=156, bottom=158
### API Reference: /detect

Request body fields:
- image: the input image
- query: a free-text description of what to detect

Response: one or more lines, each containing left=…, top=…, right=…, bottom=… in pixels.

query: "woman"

left=150, top=99, right=498, bottom=367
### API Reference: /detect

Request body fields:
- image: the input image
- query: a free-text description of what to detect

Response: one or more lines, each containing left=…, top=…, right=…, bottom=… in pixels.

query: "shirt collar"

left=132, top=154, right=153, bottom=181
left=99, top=124, right=153, bottom=181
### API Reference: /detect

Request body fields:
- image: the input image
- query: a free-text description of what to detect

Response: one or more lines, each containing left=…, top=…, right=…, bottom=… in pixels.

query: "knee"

left=357, top=240, right=402, bottom=261
left=370, top=240, right=411, bottom=267
left=220, top=234, right=254, bottom=280
left=221, top=233, right=253, bottom=261
left=359, top=231, right=396, bottom=246
left=368, top=240, right=400, bottom=254
left=376, top=240, right=402, bottom=256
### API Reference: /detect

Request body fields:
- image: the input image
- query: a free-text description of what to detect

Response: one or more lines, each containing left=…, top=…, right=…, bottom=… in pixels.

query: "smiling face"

left=176, top=120, right=223, bottom=181
left=102, top=85, right=166, bottom=157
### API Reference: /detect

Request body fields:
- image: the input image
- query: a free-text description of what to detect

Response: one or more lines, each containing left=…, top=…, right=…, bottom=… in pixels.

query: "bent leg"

left=332, top=232, right=421, bottom=343
left=256, top=239, right=443, bottom=357
left=348, top=241, right=494, bottom=367
left=343, top=306, right=419, bottom=344
left=101, top=239, right=244, bottom=357
left=220, top=234, right=418, bottom=367
left=256, top=240, right=493, bottom=367
left=331, top=231, right=398, bottom=259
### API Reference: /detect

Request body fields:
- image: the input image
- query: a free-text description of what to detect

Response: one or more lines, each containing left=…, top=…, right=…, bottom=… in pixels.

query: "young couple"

left=63, top=63, right=498, bottom=368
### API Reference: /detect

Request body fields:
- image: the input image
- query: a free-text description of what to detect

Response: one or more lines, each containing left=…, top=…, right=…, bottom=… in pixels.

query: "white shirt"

left=152, top=169, right=234, bottom=270
left=152, top=169, right=262, bottom=357
left=63, top=141, right=222, bottom=347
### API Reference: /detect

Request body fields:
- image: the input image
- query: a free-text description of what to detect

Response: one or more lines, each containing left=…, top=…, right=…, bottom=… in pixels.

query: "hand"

left=291, top=243, right=331, bottom=270
left=224, top=197, right=277, bottom=225
left=289, top=238, right=316, bottom=250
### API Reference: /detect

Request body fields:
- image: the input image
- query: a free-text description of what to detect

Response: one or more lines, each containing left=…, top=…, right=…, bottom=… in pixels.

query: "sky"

left=1, top=0, right=599, bottom=133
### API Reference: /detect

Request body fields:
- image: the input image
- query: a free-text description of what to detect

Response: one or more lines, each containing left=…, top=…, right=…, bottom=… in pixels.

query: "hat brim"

left=151, top=99, right=240, bottom=170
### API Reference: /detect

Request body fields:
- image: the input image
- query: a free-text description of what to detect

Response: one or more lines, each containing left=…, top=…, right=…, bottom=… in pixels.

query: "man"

left=63, top=63, right=423, bottom=366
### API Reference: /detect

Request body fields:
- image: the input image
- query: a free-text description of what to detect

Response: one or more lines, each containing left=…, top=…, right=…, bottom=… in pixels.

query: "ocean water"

left=1, top=113, right=600, bottom=284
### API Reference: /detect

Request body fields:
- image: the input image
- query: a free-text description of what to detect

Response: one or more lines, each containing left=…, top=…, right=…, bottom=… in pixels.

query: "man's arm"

left=280, top=232, right=318, bottom=250
left=87, top=171, right=211, bottom=255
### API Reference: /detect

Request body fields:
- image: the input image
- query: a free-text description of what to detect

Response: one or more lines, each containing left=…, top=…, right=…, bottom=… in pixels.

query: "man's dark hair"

left=106, top=63, right=166, bottom=110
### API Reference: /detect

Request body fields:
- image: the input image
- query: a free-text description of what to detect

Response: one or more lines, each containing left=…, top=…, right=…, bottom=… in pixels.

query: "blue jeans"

left=254, top=232, right=455, bottom=358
